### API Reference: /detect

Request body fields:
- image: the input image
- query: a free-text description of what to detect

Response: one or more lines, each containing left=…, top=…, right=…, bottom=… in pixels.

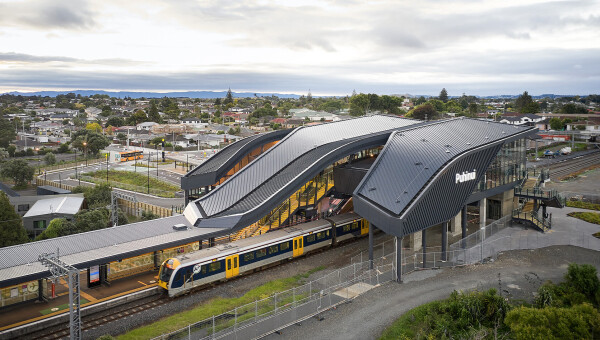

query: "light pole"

left=83, top=142, right=87, bottom=166
left=147, top=151, right=150, bottom=194
left=35, top=148, right=40, bottom=174
left=106, top=153, right=109, bottom=184
left=75, top=148, right=80, bottom=185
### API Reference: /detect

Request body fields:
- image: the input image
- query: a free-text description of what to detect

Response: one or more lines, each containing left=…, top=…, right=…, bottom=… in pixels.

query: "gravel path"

left=270, top=245, right=600, bottom=340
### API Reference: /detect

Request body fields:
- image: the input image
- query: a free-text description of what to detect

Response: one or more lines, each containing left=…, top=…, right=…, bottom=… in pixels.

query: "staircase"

left=512, top=201, right=552, bottom=232
left=229, top=170, right=334, bottom=241
left=511, top=168, right=564, bottom=232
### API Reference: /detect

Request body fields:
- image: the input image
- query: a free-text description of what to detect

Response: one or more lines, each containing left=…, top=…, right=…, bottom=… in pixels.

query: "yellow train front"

left=157, top=258, right=180, bottom=291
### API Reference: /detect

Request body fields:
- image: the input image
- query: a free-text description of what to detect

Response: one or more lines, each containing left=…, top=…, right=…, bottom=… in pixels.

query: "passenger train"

left=158, top=213, right=369, bottom=297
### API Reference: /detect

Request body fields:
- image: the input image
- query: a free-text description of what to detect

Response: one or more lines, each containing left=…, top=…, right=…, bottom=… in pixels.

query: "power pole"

left=111, top=191, right=138, bottom=227
left=39, top=250, right=81, bottom=340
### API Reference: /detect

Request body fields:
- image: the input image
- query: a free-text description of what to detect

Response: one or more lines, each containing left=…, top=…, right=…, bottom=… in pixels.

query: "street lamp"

left=83, top=142, right=87, bottom=166
left=35, top=148, right=40, bottom=174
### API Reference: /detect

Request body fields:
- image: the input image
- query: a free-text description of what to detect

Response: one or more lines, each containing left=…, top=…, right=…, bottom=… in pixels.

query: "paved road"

left=40, top=162, right=185, bottom=208
left=272, top=246, right=599, bottom=340
left=528, top=149, right=599, bottom=168
left=267, top=206, right=600, bottom=340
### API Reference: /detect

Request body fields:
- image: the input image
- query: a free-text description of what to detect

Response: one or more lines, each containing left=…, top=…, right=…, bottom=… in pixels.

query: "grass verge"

left=566, top=200, right=600, bottom=211
left=567, top=211, right=600, bottom=225
left=81, top=170, right=179, bottom=198
left=117, top=266, right=325, bottom=340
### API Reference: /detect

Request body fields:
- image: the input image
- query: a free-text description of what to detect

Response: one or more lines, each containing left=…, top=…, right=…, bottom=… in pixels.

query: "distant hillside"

left=3, top=90, right=302, bottom=99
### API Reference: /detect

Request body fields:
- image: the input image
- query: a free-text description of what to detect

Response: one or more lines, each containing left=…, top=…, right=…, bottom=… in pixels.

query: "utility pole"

left=39, top=250, right=81, bottom=340
left=147, top=152, right=150, bottom=194
left=111, top=191, right=137, bottom=227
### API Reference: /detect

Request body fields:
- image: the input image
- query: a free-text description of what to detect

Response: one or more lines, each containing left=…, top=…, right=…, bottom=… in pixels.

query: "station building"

left=0, top=115, right=556, bottom=309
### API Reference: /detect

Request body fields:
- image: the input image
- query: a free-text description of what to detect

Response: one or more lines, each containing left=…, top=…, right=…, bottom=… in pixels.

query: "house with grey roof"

left=22, top=196, right=85, bottom=237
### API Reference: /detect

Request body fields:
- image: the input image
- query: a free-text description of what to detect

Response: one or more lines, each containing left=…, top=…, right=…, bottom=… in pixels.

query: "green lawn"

left=117, top=266, right=324, bottom=340
left=567, top=211, right=600, bottom=225
left=80, top=170, right=180, bottom=198
left=566, top=200, right=600, bottom=211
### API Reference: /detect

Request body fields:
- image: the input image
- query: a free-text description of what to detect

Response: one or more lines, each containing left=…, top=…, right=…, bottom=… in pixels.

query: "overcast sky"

left=0, top=0, right=599, bottom=96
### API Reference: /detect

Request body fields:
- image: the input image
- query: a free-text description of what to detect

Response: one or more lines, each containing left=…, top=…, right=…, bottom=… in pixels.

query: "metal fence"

left=560, top=191, right=600, bottom=204
left=151, top=259, right=396, bottom=340
left=150, top=215, right=598, bottom=340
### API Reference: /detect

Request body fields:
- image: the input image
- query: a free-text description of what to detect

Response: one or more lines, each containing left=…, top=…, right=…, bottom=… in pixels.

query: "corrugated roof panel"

left=194, top=115, right=418, bottom=218
left=355, top=118, right=532, bottom=216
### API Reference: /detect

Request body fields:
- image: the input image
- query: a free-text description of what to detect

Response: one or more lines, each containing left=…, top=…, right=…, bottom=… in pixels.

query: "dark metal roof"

left=0, top=215, right=224, bottom=287
left=185, top=115, right=421, bottom=229
left=353, top=118, right=536, bottom=237
left=181, top=129, right=292, bottom=190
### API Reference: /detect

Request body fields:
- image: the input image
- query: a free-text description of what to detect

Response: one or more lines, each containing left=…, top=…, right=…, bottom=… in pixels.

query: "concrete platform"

left=0, top=270, right=158, bottom=331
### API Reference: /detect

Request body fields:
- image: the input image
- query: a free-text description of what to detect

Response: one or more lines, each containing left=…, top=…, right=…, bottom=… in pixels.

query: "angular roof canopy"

left=353, top=118, right=535, bottom=237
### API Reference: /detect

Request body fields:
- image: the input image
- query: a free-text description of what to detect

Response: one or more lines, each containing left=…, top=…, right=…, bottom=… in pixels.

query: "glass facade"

left=475, top=138, right=527, bottom=192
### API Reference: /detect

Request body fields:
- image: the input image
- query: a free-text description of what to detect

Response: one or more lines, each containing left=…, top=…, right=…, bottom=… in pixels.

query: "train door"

left=361, top=219, right=369, bottom=235
left=225, top=255, right=239, bottom=278
left=293, top=236, right=304, bottom=257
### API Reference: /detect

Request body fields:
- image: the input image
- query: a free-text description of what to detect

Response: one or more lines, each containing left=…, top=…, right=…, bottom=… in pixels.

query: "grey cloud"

left=0, top=52, right=143, bottom=66
left=0, top=56, right=597, bottom=96
left=0, top=52, right=78, bottom=63
left=0, top=0, right=96, bottom=30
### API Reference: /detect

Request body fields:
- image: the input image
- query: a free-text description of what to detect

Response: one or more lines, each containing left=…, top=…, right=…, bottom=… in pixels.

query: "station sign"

left=455, top=169, right=477, bottom=184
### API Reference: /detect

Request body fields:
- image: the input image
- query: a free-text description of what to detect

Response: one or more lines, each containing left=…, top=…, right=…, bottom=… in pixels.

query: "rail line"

left=28, top=294, right=169, bottom=340
left=549, top=151, right=600, bottom=179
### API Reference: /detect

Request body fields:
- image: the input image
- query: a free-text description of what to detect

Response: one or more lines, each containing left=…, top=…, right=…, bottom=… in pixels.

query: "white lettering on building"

left=455, top=169, right=477, bottom=184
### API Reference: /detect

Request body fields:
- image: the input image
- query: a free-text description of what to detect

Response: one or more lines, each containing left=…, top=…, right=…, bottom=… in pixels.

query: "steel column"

left=461, top=205, right=467, bottom=249
left=422, top=229, right=426, bottom=268
left=395, top=236, right=403, bottom=282
left=368, top=223, right=374, bottom=269
left=441, top=221, right=448, bottom=261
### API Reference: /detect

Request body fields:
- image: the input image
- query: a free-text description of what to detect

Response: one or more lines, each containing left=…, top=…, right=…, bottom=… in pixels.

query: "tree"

left=515, top=91, right=533, bottom=113
left=57, top=143, right=70, bottom=153
left=0, top=118, right=16, bottom=148
left=561, top=103, right=588, bottom=114
left=0, top=192, right=28, bottom=246
left=141, top=210, right=160, bottom=221
left=549, top=117, right=564, bottom=131
left=86, top=122, right=103, bottom=133
left=71, top=131, right=111, bottom=156
left=223, top=88, right=234, bottom=105
left=1, top=159, right=34, bottom=187
left=106, top=116, right=125, bottom=127
left=468, top=103, right=478, bottom=117
left=349, top=93, right=370, bottom=116
left=128, top=110, right=148, bottom=125
left=148, top=100, right=161, bottom=123
left=100, top=105, right=113, bottom=117
left=409, top=103, right=438, bottom=120
left=521, top=102, right=540, bottom=114
left=0, top=148, right=8, bottom=161
left=439, top=88, right=449, bottom=103
left=7, top=145, right=16, bottom=157
left=73, top=183, right=111, bottom=208
left=35, top=218, right=72, bottom=241
left=44, top=152, right=56, bottom=165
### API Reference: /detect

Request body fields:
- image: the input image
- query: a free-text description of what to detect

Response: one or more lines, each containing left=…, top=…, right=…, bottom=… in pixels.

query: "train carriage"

left=158, top=212, right=370, bottom=297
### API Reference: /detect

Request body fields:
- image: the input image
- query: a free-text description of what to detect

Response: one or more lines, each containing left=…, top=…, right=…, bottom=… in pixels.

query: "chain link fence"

left=150, top=216, right=599, bottom=340
left=559, top=191, right=600, bottom=204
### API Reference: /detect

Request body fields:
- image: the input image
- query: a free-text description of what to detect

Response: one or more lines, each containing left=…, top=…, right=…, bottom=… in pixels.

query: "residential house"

left=137, top=121, right=159, bottom=131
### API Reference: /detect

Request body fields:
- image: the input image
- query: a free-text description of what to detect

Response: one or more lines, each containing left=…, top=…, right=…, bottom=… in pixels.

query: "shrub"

left=565, top=263, right=600, bottom=306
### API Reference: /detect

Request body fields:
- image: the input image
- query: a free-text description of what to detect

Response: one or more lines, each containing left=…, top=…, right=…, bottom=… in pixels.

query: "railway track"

left=549, top=151, right=600, bottom=179
left=27, top=294, right=169, bottom=340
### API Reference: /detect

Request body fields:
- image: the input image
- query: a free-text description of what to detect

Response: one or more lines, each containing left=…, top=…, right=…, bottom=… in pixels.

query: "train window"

left=244, top=253, right=254, bottom=262
left=202, top=265, right=207, bottom=274
left=300, top=238, right=303, bottom=247
left=175, top=271, right=182, bottom=282
left=234, top=257, right=238, bottom=268
left=227, top=259, right=231, bottom=270
left=280, top=242, right=289, bottom=251
left=327, top=230, right=330, bottom=236
left=256, top=249, right=267, bottom=258
left=343, top=225, right=351, bottom=232
left=209, top=262, right=221, bottom=272
left=294, top=240, right=297, bottom=249
left=352, top=222, right=359, bottom=230
left=307, top=234, right=316, bottom=243
left=316, top=232, right=325, bottom=240
left=268, top=245, right=279, bottom=255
